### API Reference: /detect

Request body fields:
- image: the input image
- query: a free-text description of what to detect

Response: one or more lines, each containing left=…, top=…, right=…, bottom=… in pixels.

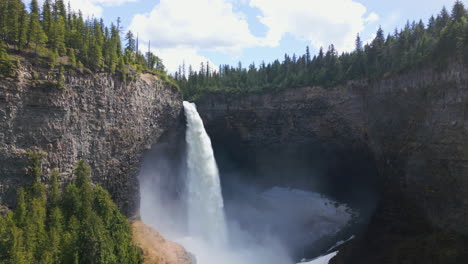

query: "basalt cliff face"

left=197, top=63, right=468, bottom=262
left=0, top=64, right=183, bottom=216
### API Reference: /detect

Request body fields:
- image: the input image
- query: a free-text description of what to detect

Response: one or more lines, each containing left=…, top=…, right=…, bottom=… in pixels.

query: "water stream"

left=139, top=101, right=352, bottom=264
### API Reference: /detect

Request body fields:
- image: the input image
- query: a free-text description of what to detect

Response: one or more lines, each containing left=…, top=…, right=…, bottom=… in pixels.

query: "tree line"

left=178, top=1, right=468, bottom=100
left=0, top=0, right=168, bottom=81
left=0, top=154, right=142, bottom=264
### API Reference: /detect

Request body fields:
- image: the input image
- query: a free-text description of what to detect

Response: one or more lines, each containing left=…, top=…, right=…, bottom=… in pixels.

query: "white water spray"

left=183, top=101, right=228, bottom=245
left=139, top=101, right=353, bottom=264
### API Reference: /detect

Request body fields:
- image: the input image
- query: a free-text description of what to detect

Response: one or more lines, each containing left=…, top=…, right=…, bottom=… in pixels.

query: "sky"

left=34, top=0, right=460, bottom=72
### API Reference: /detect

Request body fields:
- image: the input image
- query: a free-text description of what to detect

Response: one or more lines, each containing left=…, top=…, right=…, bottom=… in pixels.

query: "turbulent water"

left=183, top=101, right=228, bottom=245
left=139, top=101, right=353, bottom=264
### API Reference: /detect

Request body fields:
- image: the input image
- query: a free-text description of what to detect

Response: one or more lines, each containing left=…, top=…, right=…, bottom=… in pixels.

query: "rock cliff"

left=197, top=63, right=468, bottom=262
left=0, top=62, right=183, bottom=216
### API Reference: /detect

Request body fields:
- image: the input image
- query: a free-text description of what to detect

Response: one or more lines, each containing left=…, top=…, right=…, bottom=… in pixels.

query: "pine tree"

left=355, top=33, right=363, bottom=52
left=17, top=3, right=28, bottom=51
left=0, top=0, right=7, bottom=42
left=74, top=160, right=93, bottom=219
left=47, top=206, right=64, bottom=263
left=17, top=176, right=48, bottom=262
left=14, top=188, right=27, bottom=228
left=62, top=215, right=80, bottom=264
left=451, top=0, right=467, bottom=22
left=124, top=30, right=136, bottom=64
left=48, top=170, right=61, bottom=208
left=28, top=0, right=47, bottom=53
left=49, top=15, right=66, bottom=55
left=305, top=46, right=311, bottom=65
left=52, top=0, right=66, bottom=21
left=3, top=212, right=33, bottom=263
left=5, top=0, right=24, bottom=47
left=41, top=0, right=52, bottom=38
left=436, top=6, right=450, bottom=32
left=63, top=184, right=81, bottom=220
left=69, top=48, right=76, bottom=68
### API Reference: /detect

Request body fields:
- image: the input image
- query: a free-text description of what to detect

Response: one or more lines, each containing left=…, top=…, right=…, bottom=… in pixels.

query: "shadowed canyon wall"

left=196, top=63, right=468, bottom=261
left=0, top=64, right=182, bottom=216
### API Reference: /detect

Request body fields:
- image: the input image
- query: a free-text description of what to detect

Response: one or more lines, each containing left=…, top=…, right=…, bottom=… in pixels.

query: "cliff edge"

left=0, top=58, right=183, bottom=216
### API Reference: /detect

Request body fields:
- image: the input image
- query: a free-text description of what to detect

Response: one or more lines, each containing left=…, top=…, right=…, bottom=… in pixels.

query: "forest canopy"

left=0, top=155, right=142, bottom=264
left=0, top=0, right=170, bottom=83
left=177, top=1, right=468, bottom=101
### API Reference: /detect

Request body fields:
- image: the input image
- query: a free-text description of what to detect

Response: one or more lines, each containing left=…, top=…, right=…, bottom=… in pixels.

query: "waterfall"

left=183, top=101, right=227, bottom=245
left=139, top=101, right=350, bottom=264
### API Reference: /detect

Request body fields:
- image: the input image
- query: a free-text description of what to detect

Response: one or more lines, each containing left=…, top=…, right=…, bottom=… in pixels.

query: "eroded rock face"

left=196, top=63, right=468, bottom=260
left=0, top=65, right=183, bottom=216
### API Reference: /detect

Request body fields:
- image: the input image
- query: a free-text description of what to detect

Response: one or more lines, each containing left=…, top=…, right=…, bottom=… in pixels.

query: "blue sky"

left=38, top=0, right=460, bottom=72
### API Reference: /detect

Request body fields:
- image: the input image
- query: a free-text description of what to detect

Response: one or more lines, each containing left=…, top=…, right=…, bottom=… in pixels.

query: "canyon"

left=0, top=59, right=467, bottom=263
left=196, top=62, right=468, bottom=262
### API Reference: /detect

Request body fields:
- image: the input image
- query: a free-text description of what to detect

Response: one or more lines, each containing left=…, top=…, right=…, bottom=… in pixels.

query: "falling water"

left=183, top=101, right=228, bottom=245
left=139, top=101, right=352, bottom=264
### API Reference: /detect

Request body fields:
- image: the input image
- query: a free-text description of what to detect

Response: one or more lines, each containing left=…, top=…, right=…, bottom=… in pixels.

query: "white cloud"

left=155, top=47, right=217, bottom=74
left=250, top=0, right=379, bottom=52
left=127, top=0, right=379, bottom=72
left=67, top=0, right=104, bottom=17
left=128, top=0, right=263, bottom=72
left=365, top=12, right=380, bottom=23
left=128, top=0, right=260, bottom=51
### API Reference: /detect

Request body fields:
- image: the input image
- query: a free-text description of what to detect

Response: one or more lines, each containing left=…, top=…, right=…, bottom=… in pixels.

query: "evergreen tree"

left=41, top=0, right=52, bottom=38
left=52, top=0, right=66, bottom=21
left=49, top=15, right=66, bottom=55
left=0, top=0, right=7, bottom=41
left=451, top=0, right=467, bottom=22
left=69, top=48, right=76, bottom=67
left=5, top=0, right=27, bottom=48
left=14, top=188, right=27, bottom=228
left=355, top=33, right=363, bottom=52
left=0, top=159, right=142, bottom=264
left=48, top=170, right=61, bottom=208
left=28, top=0, right=47, bottom=53
left=124, top=30, right=136, bottom=64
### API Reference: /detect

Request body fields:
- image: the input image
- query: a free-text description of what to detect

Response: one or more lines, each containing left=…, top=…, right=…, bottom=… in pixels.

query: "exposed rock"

left=131, top=221, right=192, bottom=264
left=197, top=63, right=468, bottom=262
left=0, top=62, right=183, bottom=216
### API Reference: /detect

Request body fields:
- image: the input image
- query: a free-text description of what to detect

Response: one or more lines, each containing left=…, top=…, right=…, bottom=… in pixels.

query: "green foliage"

left=178, top=2, right=468, bottom=100
left=56, top=65, right=65, bottom=90
left=28, top=0, right=48, bottom=53
left=68, top=48, right=76, bottom=68
left=48, top=48, right=58, bottom=68
left=0, top=0, right=169, bottom=86
left=26, top=151, right=46, bottom=182
left=0, top=42, right=16, bottom=77
left=156, top=70, right=180, bottom=90
left=0, top=159, right=142, bottom=264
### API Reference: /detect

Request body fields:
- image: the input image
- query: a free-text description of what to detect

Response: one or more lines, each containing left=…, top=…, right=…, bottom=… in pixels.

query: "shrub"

left=0, top=43, right=16, bottom=77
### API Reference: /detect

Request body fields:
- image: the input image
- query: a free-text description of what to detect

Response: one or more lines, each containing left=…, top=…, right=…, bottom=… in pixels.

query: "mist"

left=139, top=146, right=354, bottom=263
left=138, top=103, right=358, bottom=264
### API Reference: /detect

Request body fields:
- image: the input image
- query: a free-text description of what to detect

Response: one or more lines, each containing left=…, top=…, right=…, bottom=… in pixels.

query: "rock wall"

left=197, top=63, right=468, bottom=261
left=0, top=64, right=183, bottom=216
